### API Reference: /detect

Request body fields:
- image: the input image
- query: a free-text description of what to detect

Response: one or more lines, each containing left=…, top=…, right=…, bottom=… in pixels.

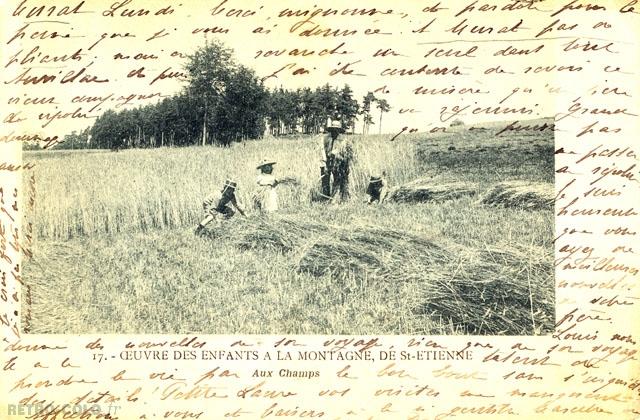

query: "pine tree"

left=376, top=98, right=391, bottom=135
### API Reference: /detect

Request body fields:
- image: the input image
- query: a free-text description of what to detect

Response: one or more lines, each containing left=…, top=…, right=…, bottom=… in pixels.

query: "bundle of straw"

left=297, top=226, right=452, bottom=280
left=202, top=216, right=326, bottom=253
left=297, top=241, right=383, bottom=278
left=414, top=246, right=553, bottom=335
left=480, top=181, right=554, bottom=211
left=387, top=180, right=476, bottom=203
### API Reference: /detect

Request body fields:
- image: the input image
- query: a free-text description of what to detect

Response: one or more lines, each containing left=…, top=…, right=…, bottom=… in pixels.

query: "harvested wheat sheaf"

left=386, top=180, right=477, bottom=203
left=480, top=181, right=554, bottom=211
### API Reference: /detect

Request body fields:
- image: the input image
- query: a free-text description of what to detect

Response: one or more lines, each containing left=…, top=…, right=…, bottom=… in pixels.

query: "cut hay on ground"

left=414, top=246, right=554, bottom=335
left=294, top=225, right=552, bottom=335
left=339, top=227, right=451, bottom=266
left=297, top=227, right=452, bottom=280
left=387, top=180, right=476, bottom=203
left=203, top=217, right=553, bottom=335
left=201, top=216, right=327, bottom=253
left=480, top=181, right=554, bottom=211
left=294, top=224, right=552, bottom=335
left=297, top=241, right=383, bottom=278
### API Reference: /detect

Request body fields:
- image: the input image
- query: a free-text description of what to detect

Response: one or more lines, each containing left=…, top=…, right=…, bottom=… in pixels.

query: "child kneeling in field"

left=366, top=172, right=388, bottom=204
left=195, top=179, right=245, bottom=235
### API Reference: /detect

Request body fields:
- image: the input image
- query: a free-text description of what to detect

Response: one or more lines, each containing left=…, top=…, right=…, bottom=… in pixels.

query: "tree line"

left=54, top=40, right=392, bottom=150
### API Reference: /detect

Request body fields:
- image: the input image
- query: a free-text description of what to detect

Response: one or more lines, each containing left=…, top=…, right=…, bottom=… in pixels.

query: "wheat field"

left=23, top=122, right=555, bottom=335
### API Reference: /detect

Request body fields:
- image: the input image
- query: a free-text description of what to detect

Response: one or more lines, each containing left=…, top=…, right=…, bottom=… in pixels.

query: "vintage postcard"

left=1, top=0, right=638, bottom=418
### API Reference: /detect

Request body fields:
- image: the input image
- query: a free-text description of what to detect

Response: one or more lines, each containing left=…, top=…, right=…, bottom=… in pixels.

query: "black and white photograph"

left=17, top=23, right=555, bottom=337
left=6, top=1, right=640, bottom=418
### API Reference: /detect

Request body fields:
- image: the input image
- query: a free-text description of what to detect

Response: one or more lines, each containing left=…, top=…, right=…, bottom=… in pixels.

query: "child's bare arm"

left=380, top=184, right=389, bottom=203
left=231, top=196, right=246, bottom=216
left=276, top=176, right=299, bottom=186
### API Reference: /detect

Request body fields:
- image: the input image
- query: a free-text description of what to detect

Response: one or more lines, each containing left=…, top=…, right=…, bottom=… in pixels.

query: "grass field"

left=23, top=120, right=555, bottom=335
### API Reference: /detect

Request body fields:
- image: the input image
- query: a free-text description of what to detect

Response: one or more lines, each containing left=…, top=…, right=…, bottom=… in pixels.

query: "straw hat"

left=326, top=120, right=345, bottom=133
left=256, top=159, right=277, bottom=170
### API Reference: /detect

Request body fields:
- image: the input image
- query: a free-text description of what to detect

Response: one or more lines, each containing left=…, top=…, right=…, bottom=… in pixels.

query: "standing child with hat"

left=253, top=159, right=279, bottom=212
left=252, top=159, right=298, bottom=212
left=195, top=179, right=245, bottom=235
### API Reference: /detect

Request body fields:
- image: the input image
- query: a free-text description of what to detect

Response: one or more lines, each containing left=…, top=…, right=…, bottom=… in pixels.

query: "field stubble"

left=23, top=124, right=555, bottom=335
